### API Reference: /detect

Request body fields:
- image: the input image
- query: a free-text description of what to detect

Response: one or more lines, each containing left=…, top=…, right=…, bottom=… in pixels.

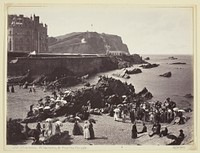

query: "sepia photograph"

left=2, top=0, right=199, bottom=151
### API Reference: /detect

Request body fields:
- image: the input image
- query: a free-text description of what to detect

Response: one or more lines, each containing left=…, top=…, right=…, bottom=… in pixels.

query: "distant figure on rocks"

left=138, top=123, right=147, bottom=134
left=130, top=109, right=136, bottom=123
left=11, top=85, right=15, bottom=93
left=23, top=81, right=28, bottom=89
left=32, top=84, right=36, bottom=92
left=131, top=123, right=138, bottom=139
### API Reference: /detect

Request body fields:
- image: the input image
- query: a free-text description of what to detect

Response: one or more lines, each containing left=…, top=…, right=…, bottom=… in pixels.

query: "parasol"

left=44, top=106, right=51, bottom=110
left=89, top=118, right=96, bottom=124
left=178, top=109, right=186, bottom=113
left=55, top=120, right=63, bottom=127
left=75, top=116, right=81, bottom=121
left=122, top=95, right=127, bottom=98
left=173, top=107, right=179, bottom=112
left=45, top=118, right=53, bottom=122
left=114, top=108, right=120, bottom=113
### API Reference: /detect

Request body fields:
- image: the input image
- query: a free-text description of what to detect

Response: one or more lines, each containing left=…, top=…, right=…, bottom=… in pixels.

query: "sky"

left=8, top=5, right=193, bottom=55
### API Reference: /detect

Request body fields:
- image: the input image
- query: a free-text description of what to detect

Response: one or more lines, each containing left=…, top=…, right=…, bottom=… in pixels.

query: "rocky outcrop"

left=168, top=56, right=178, bottom=60
left=171, top=62, right=186, bottom=65
left=48, top=32, right=129, bottom=54
left=140, top=63, right=159, bottom=69
left=184, top=94, right=193, bottom=98
left=125, top=68, right=142, bottom=75
left=144, top=57, right=150, bottom=60
left=159, top=72, right=172, bottom=78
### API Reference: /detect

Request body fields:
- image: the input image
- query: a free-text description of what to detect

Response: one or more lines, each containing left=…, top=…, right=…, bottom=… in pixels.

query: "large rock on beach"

left=159, top=72, right=172, bottom=78
left=168, top=56, right=178, bottom=60
left=144, top=57, right=150, bottom=60
left=140, top=63, right=159, bottom=69
left=171, top=62, right=186, bottom=65
left=125, top=68, right=142, bottom=75
left=184, top=94, right=193, bottom=98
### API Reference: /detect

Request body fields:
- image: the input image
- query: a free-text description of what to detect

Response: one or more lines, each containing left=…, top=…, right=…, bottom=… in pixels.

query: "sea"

left=87, top=54, right=194, bottom=108
left=7, top=54, right=194, bottom=119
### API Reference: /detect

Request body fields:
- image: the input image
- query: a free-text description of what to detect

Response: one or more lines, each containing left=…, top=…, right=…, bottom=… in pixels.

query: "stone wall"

left=8, top=56, right=113, bottom=78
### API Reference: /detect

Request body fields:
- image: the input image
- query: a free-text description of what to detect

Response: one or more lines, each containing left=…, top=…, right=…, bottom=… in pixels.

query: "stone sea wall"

left=8, top=56, right=116, bottom=78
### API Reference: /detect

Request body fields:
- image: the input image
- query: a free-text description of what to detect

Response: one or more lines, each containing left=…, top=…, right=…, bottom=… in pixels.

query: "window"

left=20, top=46, right=23, bottom=51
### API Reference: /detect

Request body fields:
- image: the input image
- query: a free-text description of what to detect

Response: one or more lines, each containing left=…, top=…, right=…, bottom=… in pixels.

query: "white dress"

left=84, top=123, right=90, bottom=139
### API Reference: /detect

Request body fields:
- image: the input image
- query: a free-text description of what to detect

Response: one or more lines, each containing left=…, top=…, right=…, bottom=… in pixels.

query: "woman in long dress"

left=89, top=120, right=95, bottom=139
left=131, top=123, right=137, bottom=139
left=114, top=108, right=120, bottom=121
left=55, top=124, right=61, bottom=134
left=83, top=121, right=90, bottom=139
left=73, top=120, right=83, bottom=135
left=46, top=122, right=53, bottom=136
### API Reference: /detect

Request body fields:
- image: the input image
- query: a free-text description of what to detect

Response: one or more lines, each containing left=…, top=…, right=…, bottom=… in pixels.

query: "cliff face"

left=48, top=32, right=129, bottom=54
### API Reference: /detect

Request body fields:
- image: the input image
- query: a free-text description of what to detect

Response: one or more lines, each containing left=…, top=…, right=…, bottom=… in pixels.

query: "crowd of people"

left=8, top=76, right=189, bottom=145
left=23, top=117, right=96, bottom=144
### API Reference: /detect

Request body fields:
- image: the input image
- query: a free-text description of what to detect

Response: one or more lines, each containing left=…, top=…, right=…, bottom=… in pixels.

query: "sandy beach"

left=7, top=55, right=194, bottom=145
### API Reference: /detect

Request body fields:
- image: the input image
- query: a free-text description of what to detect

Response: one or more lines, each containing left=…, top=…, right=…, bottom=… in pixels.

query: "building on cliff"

left=7, top=14, right=48, bottom=53
left=107, top=50, right=129, bottom=56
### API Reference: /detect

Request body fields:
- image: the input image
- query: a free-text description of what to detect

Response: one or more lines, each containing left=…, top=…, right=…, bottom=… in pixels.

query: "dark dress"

left=131, top=124, right=137, bottom=139
left=130, top=110, right=135, bottom=123
left=73, top=122, right=83, bottom=135
left=89, top=123, right=95, bottom=139
left=138, top=125, right=147, bottom=134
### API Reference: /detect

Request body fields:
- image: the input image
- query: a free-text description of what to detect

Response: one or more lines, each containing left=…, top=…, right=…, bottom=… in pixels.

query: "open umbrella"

left=122, top=95, right=127, bottom=98
left=55, top=120, right=63, bottom=127
left=178, top=109, right=186, bottom=113
left=114, top=108, right=120, bottom=113
left=75, top=116, right=81, bottom=121
left=89, top=118, right=96, bottom=124
left=46, top=118, right=53, bottom=122
left=44, top=106, right=51, bottom=110
left=61, top=100, right=67, bottom=104
left=173, top=107, right=179, bottom=112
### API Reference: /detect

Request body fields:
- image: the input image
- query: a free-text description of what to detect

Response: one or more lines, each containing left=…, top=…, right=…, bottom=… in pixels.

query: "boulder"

left=140, top=63, right=159, bottom=69
left=168, top=56, right=178, bottom=60
left=125, top=68, right=142, bottom=75
left=144, top=57, right=150, bottom=60
left=171, top=62, right=186, bottom=65
left=184, top=94, right=193, bottom=98
left=159, top=72, right=172, bottom=78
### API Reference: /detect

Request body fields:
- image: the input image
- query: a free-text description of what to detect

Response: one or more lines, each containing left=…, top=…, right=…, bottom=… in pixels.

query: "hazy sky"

left=8, top=5, right=193, bottom=55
